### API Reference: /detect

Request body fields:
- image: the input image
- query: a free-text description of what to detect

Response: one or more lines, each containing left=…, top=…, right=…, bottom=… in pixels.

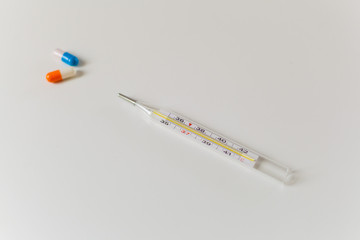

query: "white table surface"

left=1, top=1, right=359, bottom=239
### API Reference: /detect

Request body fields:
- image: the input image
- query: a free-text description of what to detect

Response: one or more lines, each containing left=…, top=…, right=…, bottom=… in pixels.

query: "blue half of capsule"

left=54, top=49, right=79, bottom=66
left=62, top=52, right=79, bottom=66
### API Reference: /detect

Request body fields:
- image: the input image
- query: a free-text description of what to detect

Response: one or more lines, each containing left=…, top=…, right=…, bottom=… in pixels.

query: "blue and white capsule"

left=53, top=48, right=79, bottom=66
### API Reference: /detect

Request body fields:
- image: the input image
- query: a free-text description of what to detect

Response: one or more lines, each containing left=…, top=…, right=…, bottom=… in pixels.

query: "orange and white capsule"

left=46, top=68, right=76, bottom=83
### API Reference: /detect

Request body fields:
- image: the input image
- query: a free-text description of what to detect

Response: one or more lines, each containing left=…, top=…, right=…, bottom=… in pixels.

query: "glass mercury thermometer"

left=118, top=93, right=295, bottom=184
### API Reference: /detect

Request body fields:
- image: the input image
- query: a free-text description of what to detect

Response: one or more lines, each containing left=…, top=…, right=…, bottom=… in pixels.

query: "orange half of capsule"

left=46, top=70, right=62, bottom=83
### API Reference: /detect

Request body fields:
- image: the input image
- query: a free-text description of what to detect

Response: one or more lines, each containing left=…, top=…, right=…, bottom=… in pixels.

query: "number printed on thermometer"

left=153, top=110, right=259, bottom=167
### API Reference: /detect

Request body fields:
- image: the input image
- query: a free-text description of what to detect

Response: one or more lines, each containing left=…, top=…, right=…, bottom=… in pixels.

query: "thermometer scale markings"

left=153, top=110, right=255, bottom=162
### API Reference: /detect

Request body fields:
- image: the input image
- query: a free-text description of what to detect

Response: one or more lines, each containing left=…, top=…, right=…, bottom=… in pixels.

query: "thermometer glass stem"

left=118, top=93, right=295, bottom=184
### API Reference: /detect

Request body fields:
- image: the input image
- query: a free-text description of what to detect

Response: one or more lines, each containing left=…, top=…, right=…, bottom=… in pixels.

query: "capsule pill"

left=46, top=68, right=76, bottom=83
left=53, top=48, right=79, bottom=66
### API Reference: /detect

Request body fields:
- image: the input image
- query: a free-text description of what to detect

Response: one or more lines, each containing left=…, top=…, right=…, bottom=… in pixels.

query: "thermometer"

left=118, top=93, right=295, bottom=184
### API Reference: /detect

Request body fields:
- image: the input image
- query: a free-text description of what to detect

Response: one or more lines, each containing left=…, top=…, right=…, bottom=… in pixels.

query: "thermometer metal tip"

left=118, top=93, right=137, bottom=105
left=117, top=93, right=153, bottom=115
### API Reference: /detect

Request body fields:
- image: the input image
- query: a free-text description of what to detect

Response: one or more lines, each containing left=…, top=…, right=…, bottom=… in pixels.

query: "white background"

left=0, top=0, right=359, bottom=239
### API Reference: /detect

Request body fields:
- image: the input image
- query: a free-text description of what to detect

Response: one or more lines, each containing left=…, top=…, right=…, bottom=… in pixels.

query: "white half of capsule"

left=53, top=48, right=65, bottom=59
left=60, top=68, right=76, bottom=79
